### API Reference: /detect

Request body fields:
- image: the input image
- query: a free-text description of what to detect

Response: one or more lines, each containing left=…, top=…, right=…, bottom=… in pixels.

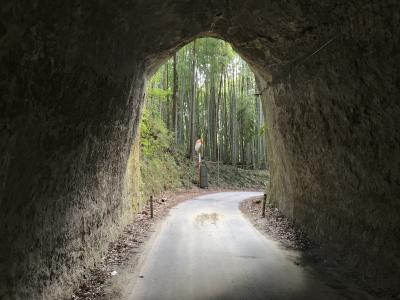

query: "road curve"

left=128, top=192, right=345, bottom=300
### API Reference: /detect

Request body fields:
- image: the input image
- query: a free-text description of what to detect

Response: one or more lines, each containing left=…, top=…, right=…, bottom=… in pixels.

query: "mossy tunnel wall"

left=1, top=1, right=399, bottom=298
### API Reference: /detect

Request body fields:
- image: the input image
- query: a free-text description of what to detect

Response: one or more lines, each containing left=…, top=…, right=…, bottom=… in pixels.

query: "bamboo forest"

left=143, top=38, right=267, bottom=169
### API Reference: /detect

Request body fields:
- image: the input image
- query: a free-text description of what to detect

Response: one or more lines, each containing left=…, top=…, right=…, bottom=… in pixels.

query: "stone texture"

left=0, top=0, right=399, bottom=299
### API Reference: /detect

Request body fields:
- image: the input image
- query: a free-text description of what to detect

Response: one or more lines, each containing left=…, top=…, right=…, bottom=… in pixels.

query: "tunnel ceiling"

left=133, top=0, right=342, bottom=79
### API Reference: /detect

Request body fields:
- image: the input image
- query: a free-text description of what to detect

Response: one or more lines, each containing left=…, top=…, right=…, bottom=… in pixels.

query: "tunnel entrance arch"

left=1, top=1, right=399, bottom=299
left=137, top=37, right=269, bottom=203
left=143, top=37, right=267, bottom=160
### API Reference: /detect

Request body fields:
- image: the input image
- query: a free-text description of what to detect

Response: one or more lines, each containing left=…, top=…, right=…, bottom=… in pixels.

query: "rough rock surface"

left=0, top=1, right=399, bottom=299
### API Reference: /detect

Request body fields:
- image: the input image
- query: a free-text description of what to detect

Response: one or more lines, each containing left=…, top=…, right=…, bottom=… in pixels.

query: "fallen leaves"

left=240, top=197, right=312, bottom=251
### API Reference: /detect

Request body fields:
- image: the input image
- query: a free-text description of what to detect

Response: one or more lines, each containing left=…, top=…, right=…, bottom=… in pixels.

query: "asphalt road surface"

left=129, top=192, right=346, bottom=300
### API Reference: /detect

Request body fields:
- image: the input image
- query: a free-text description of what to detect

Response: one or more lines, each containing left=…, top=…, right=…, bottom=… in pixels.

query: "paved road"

left=129, top=192, right=345, bottom=300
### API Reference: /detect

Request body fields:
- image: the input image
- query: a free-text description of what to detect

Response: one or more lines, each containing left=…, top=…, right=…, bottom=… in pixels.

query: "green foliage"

left=238, top=99, right=256, bottom=143
left=144, top=37, right=267, bottom=171
left=259, top=125, right=265, bottom=137
left=147, top=87, right=172, bottom=100
left=139, top=105, right=196, bottom=200
left=140, top=108, right=171, bottom=157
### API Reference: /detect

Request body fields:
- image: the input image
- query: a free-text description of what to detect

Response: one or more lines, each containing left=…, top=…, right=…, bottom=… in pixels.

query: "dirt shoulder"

left=239, top=195, right=312, bottom=251
left=70, top=187, right=231, bottom=300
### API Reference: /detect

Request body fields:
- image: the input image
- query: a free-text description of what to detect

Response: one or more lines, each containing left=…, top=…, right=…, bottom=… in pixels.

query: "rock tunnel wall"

left=0, top=1, right=399, bottom=298
left=260, top=6, right=400, bottom=284
left=0, top=2, right=147, bottom=298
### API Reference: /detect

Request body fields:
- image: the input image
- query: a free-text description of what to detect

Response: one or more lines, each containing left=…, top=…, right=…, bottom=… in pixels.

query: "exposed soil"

left=239, top=195, right=311, bottom=251
left=70, top=187, right=231, bottom=300
left=205, top=161, right=268, bottom=190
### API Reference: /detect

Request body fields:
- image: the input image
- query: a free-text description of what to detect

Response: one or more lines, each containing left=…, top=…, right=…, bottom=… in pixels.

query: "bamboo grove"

left=145, top=38, right=267, bottom=169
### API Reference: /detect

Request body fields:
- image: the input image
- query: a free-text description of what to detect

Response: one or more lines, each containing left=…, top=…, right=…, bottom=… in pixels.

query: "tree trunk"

left=188, top=40, right=197, bottom=158
left=172, top=53, right=178, bottom=141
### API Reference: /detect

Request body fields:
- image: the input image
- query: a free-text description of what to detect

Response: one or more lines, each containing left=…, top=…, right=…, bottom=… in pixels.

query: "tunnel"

left=0, top=1, right=399, bottom=299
